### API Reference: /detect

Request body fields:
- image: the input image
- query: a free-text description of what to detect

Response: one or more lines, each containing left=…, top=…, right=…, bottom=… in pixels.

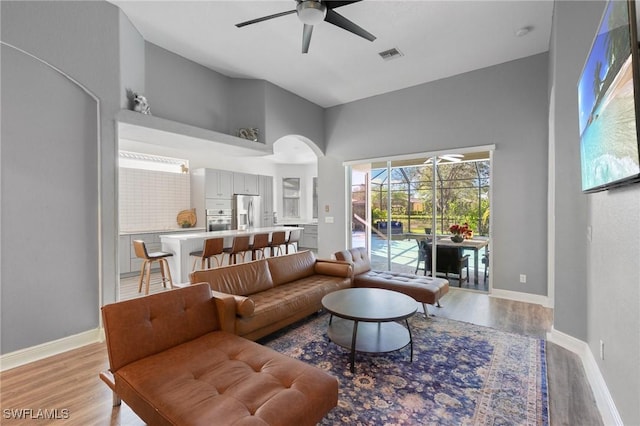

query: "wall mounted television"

left=578, top=0, right=640, bottom=193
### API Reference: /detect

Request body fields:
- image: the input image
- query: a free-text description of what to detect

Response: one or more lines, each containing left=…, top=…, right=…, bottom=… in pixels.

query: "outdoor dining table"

left=406, top=234, right=490, bottom=283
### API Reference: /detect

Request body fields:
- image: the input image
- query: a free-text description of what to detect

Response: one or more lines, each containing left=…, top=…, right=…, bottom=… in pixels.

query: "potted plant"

left=449, top=223, right=472, bottom=242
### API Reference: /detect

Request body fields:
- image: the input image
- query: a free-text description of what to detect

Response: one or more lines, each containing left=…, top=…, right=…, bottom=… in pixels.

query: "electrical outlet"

left=600, top=340, right=605, bottom=360
left=519, top=274, right=527, bottom=283
left=325, top=216, right=334, bottom=224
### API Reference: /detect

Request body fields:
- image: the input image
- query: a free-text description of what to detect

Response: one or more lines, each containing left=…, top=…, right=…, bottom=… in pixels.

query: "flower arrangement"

left=449, top=223, right=473, bottom=241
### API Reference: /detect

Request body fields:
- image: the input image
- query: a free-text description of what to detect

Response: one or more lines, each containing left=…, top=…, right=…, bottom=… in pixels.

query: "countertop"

left=120, top=227, right=206, bottom=236
left=159, top=226, right=303, bottom=241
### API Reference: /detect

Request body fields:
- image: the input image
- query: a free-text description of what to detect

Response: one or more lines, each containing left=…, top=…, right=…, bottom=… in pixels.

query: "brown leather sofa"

left=100, top=283, right=338, bottom=426
left=334, top=247, right=449, bottom=317
left=190, top=250, right=352, bottom=341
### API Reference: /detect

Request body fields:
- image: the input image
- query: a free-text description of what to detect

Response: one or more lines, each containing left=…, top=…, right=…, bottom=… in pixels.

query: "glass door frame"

left=345, top=144, right=494, bottom=288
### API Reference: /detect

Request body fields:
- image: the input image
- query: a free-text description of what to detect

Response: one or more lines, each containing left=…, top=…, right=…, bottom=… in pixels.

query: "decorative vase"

left=451, top=234, right=464, bottom=243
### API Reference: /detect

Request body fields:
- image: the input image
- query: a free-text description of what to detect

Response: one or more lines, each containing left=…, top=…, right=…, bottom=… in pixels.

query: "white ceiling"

left=110, top=0, right=554, bottom=109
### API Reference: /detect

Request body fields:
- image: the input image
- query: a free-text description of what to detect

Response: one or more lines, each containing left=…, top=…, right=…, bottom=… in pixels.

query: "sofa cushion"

left=353, top=270, right=449, bottom=304
left=334, top=247, right=371, bottom=275
left=235, top=275, right=351, bottom=337
left=102, top=283, right=218, bottom=372
left=115, top=331, right=338, bottom=426
left=267, top=250, right=317, bottom=287
left=190, top=259, right=274, bottom=296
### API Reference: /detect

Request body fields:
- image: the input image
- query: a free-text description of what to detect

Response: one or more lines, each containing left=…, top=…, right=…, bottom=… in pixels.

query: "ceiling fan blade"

left=302, top=24, right=314, bottom=54
left=324, top=1, right=363, bottom=10
left=324, top=8, right=376, bottom=41
left=440, top=154, right=464, bottom=162
left=235, top=9, right=296, bottom=28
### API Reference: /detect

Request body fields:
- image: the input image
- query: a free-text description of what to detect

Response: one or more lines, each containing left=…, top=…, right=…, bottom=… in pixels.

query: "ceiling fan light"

left=297, top=1, right=327, bottom=25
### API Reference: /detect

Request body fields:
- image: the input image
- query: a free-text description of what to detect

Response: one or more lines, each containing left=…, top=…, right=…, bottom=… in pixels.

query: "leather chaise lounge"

left=100, top=283, right=338, bottom=425
left=334, top=247, right=450, bottom=317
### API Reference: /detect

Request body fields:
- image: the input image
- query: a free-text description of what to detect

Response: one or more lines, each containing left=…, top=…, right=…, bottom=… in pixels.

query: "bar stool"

left=189, top=237, right=224, bottom=270
left=222, top=235, right=250, bottom=265
left=269, top=231, right=287, bottom=257
left=285, top=229, right=302, bottom=254
left=132, top=240, right=174, bottom=295
left=249, top=233, right=270, bottom=260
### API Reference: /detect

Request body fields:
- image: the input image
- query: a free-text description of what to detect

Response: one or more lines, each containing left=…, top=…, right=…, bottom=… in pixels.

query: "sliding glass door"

left=348, top=149, right=492, bottom=290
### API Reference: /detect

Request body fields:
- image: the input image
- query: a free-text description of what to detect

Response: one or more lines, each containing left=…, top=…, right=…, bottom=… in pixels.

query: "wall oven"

left=206, top=208, right=232, bottom=232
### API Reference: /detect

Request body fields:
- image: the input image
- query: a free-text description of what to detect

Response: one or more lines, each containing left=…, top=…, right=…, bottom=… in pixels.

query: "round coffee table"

left=321, top=288, right=417, bottom=372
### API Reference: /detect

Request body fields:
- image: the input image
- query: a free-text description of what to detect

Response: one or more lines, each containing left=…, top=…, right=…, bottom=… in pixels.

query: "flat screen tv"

left=578, top=0, right=640, bottom=193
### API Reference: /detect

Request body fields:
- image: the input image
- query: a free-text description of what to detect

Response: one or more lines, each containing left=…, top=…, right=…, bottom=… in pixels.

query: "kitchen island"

left=160, top=226, right=303, bottom=283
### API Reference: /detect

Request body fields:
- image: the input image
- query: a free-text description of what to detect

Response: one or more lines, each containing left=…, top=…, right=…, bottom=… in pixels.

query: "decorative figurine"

left=238, top=128, right=259, bottom=142
left=133, top=94, right=151, bottom=115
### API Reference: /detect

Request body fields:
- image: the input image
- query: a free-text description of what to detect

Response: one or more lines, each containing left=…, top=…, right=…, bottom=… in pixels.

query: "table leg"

left=350, top=320, right=359, bottom=373
left=405, top=319, right=413, bottom=362
left=474, top=248, right=479, bottom=284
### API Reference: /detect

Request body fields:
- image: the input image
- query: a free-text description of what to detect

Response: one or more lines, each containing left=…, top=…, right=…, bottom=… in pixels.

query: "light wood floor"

left=0, top=280, right=603, bottom=425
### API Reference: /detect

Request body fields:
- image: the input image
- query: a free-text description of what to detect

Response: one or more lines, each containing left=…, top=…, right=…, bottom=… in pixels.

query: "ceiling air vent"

left=378, top=47, right=404, bottom=61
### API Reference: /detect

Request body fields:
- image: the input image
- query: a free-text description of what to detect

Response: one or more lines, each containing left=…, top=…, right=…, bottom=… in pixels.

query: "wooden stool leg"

left=163, top=259, right=173, bottom=288
left=159, top=260, right=167, bottom=288
left=144, top=260, right=152, bottom=295
left=137, top=262, right=146, bottom=293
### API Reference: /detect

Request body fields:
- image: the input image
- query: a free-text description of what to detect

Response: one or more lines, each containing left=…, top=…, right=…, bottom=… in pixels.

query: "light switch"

left=325, top=216, right=334, bottom=223
left=325, top=205, right=330, bottom=213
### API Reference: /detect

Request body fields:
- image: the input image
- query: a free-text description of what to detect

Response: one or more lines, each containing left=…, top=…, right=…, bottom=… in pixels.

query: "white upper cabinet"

left=233, top=172, right=259, bottom=195
left=206, top=169, right=234, bottom=199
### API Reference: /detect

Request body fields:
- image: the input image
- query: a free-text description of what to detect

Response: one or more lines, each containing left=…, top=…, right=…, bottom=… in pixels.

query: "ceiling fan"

left=423, top=154, right=465, bottom=165
left=235, top=0, right=376, bottom=54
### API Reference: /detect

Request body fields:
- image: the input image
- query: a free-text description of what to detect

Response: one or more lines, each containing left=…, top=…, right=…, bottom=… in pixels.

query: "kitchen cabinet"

left=300, top=224, right=318, bottom=249
left=192, top=168, right=233, bottom=227
left=206, top=169, right=234, bottom=199
left=233, top=172, right=259, bottom=195
left=259, top=175, right=274, bottom=227
left=119, top=235, right=131, bottom=274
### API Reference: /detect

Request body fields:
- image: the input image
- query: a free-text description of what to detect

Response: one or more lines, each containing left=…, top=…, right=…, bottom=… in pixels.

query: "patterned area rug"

left=262, top=314, right=548, bottom=425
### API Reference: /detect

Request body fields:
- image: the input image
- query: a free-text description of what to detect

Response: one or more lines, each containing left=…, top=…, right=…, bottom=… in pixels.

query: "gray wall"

left=228, top=79, right=267, bottom=143
left=145, top=42, right=231, bottom=133
left=1, top=0, right=122, bottom=353
left=119, top=10, right=146, bottom=109
left=265, top=82, right=326, bottom=150
left=322, top=53, right=549, bottom=296
left=1, top=45, right=99, bottom=352
left=551, top=1, right=640, bottom=423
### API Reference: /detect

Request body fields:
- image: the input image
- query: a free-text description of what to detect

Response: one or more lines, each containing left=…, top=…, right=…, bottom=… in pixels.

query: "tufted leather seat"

left=335, top=247, right=449, bottom=317
left=101, top=283, right=338, bottom=425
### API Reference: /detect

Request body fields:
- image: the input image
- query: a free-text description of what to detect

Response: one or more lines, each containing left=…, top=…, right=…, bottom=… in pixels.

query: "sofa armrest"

left=315, top=259, right=353, bottom=278
left=210, top=290, right=237, bottom=334
left=231, top=294, right=255, bottom=318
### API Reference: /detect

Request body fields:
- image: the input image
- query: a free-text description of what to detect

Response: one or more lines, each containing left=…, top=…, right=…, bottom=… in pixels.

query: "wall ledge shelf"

left=116, top=109, right=272, bottom=157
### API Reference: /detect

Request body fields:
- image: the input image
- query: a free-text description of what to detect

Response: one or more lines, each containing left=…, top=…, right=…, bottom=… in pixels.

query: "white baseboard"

left=490, top=288, right=552, bottom=308
left=0, top=328, right=102, bottom=372
left=546, top=327, right=623, bottom=426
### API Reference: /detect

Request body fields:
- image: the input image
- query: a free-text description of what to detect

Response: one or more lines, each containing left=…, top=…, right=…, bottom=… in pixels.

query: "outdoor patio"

left=352, top=232, right=489, bottom=292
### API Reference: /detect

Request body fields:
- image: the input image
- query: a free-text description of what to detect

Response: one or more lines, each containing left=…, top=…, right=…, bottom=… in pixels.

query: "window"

left=119, top=151, right=188, bottom=174
left=282, top=178, right=300, bottom=218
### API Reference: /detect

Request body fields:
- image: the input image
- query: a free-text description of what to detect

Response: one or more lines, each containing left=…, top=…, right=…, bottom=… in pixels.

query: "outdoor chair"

left=418, top=241, right=470, bottom=286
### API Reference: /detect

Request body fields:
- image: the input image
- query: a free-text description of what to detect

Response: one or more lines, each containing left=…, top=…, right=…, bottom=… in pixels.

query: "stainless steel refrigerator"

left=233, top=194, right=261, bottom=230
